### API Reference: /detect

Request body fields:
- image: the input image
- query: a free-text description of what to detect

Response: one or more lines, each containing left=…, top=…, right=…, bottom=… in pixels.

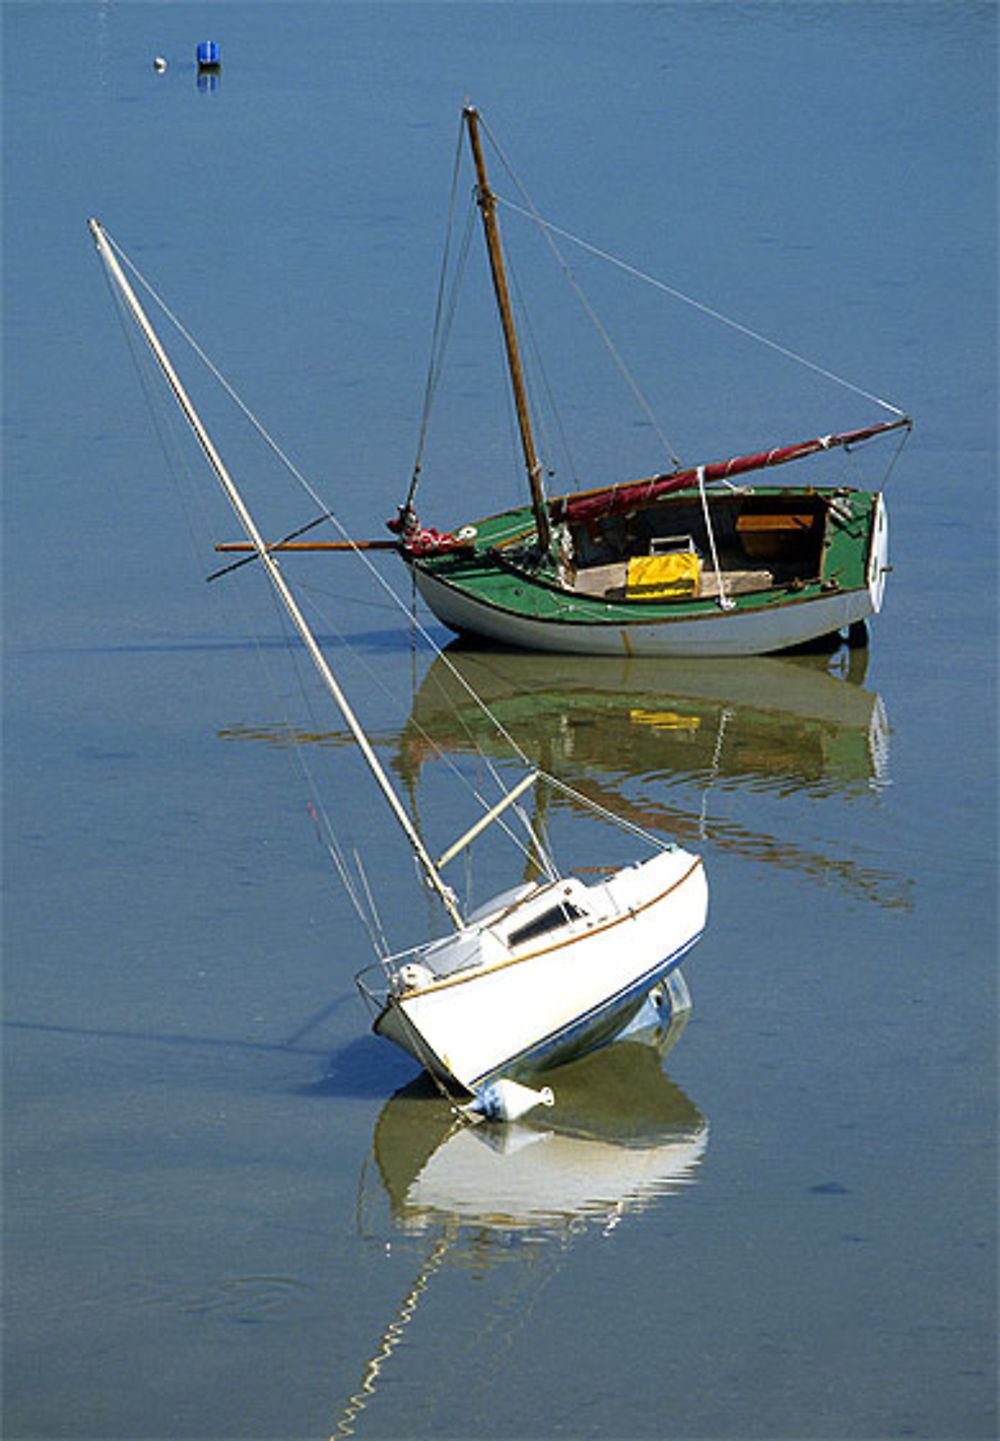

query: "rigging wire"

left=98, top=229, right=603, bottom=891
left=98, top=223, right=796, bottom=875
left=282, top=571, right=560, bottom=881
left=494, top=193, right=908, bottom=420
left=874, top=422, right=912, bottom=486
left=477, top=113, right=685, bottom=469
left=100, top=260, right=359, bottom=839
left=403, top=117, right=474, bottom=517
left=98, top=260, right=221, bottom=569
left=456, top=115, right=908, bottom=613
left=501, top=233, right=579, bottom=487
left=101, top=231, right=656, bottom=840
left=100, top=241, right=410, bottom=953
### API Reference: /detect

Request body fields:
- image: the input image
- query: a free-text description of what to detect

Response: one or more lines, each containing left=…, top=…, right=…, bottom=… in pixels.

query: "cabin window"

left=507, top=902, right=584, bottom=948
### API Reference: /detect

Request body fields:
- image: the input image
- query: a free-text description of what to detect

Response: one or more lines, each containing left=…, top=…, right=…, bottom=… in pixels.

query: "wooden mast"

left=464, top=106, right=552, bottom=556
left=88, top=218, right=464, bottom=929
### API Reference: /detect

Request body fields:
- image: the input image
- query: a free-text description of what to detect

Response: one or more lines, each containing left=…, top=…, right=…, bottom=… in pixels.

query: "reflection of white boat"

left=90, top=221, right=708, bottom=1104
left=333, top=1018, right=706, bottom=1436
left=373, top=981, right=706, bottom=1236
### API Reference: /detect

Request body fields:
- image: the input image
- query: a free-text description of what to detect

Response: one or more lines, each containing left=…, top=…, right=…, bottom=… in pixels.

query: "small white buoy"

left=153, top=56, right=167, bottom=72
left=464, top=1078, right=555, bottom=1122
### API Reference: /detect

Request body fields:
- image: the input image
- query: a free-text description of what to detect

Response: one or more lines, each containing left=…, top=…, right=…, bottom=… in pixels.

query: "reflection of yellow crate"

left=626, top=552, right=701, bottom=598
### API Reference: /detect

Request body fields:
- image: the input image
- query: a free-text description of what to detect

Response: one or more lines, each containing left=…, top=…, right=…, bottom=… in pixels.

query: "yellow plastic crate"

left=626, top=551, right=701, bottom=598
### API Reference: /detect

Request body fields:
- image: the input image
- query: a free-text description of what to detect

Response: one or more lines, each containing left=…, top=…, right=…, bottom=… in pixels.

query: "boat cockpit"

left=566, top=491, right=832, bottom=602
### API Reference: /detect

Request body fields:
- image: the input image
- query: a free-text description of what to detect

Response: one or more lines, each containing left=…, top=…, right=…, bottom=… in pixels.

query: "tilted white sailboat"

left=89, top=218, right=708, bottom=1101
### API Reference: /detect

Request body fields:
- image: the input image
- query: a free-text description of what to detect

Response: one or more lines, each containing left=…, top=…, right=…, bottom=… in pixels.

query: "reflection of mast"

left=698, top=705, right=734, bottom=839
left=567, top=771, right=912, bottom=912
left=330, top=1236, right=452, bottom=1438
left=333, top=1024, right=705, bottom=1435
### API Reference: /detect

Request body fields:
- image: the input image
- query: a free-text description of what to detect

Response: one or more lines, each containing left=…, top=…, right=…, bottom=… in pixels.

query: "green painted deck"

left=415, top=488, right=877, bottom=625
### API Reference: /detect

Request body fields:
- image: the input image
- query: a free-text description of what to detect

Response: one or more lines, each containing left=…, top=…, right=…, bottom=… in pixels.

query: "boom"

left=555, top=417, right=913, bottom=526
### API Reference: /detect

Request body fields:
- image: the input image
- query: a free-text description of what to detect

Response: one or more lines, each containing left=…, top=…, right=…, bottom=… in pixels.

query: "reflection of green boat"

left=220, top=643, right=909, bottom=909
left=396, top=645, right=911, bottom=913
left=397, top=646, right=889, bottom=799
left=220, top=644, right=887, bottom=795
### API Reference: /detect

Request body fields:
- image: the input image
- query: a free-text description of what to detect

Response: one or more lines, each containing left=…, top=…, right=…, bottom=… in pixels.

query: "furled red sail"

left=554, top=417, right=911, bottom=527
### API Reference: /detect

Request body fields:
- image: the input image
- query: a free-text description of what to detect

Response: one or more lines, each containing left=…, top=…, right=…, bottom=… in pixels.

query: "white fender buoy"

left=464, top=1078, right=555, bottom=1122
left=153, top=56, right=167, bottom=72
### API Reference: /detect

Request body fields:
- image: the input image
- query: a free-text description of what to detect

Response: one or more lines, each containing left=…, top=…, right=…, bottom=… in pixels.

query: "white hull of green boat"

left=413, top=496, right=889, bottom=658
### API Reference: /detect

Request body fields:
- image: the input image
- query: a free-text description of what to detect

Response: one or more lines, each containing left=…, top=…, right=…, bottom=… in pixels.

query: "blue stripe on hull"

left=469, top=930, right=703, bottom=1090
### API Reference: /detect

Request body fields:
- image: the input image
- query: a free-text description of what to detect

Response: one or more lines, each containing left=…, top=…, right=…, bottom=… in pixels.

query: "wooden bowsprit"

left=209, top=536, right=399, bottom=583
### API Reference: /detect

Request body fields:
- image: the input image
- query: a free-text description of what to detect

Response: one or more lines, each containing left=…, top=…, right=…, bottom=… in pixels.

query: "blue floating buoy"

left=196, top=41, right=220, bottom=69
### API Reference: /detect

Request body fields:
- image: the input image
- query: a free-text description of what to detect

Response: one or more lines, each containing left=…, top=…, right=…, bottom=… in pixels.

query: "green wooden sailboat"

left=384, top=106, right=912, bottom=658
left=397, top=466, right=899, bottom=659
left=216, top=106, right=912, bottom=657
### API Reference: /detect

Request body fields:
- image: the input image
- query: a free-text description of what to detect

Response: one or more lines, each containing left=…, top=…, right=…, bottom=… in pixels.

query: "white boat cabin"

left=394, top=874, right=610, bottom=993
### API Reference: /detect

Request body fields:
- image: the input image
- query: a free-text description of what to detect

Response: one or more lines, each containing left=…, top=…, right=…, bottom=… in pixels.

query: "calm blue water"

left=3, top=4, right=996, bottom=1439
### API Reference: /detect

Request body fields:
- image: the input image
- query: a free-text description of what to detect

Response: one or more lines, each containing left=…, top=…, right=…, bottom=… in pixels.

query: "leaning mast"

left=88, top=218, right=464, bottom=929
